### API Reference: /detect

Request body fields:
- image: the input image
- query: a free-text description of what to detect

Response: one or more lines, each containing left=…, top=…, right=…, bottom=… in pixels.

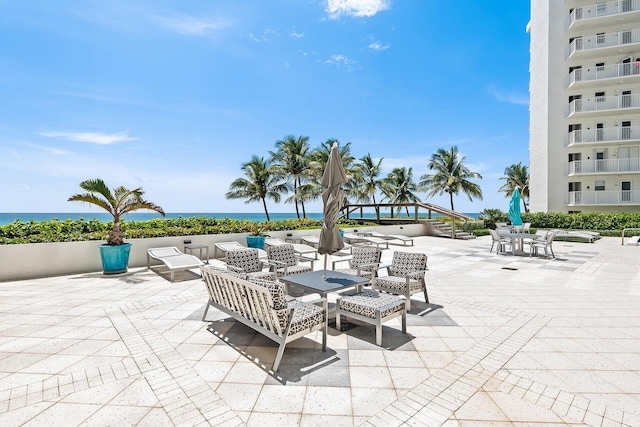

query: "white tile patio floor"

left=1, top=235, right=639, bottom=426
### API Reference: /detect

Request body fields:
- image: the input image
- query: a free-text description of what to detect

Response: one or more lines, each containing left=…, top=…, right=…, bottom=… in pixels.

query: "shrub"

left=0, top=216, right=376, bottom=244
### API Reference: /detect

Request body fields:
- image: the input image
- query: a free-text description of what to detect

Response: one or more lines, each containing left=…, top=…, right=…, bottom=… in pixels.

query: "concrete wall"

left=0, top=224, right=427, bottom=282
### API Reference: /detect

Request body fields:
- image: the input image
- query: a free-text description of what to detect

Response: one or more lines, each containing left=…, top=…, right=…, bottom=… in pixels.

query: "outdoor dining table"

left=501, top=232, right=539, bottom=255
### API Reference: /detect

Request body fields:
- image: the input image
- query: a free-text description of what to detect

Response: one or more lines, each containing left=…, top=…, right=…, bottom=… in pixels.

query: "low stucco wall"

left=0, top=224, right=427, bottom=282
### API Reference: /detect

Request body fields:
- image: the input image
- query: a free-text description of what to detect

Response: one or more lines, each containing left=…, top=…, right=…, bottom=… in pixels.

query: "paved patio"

left=1, top=235, right=639, bottom=426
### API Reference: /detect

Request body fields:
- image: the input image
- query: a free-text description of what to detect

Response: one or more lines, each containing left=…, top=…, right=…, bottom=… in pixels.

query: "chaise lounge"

left=147, top=247, right=204, bottom=282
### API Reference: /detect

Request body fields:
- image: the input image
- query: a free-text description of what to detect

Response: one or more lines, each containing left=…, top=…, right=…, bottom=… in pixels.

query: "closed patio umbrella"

left=509, top=188, right=523, bottom=227
left=318, top=142, right=348, bottom=278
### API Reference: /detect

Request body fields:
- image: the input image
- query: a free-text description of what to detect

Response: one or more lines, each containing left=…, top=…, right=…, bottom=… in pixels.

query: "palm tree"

left=380, top=167, right=422, bottom=216
left=68, top=178, right=165, bottom=245
left=419, top=146, right=483, bottom=211
left=499, top=162, right=530, bottom=212
left=309, top=139, right=357, bottom=207
left=269, top=135, right=312, bottom=218
left=225, top=156, right=289, bottom=222
left=352, top=153, right=384, bottom=204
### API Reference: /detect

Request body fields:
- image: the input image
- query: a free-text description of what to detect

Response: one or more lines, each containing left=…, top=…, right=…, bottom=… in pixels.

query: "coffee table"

left=279, top=270, right=370, bottom=322
left=279, top=270, right=369, bottom=298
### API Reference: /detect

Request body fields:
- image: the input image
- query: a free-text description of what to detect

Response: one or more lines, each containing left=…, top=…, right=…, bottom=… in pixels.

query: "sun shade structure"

left=509, top=188, right=523, bottom=227
left=318, top=142, right=349, bottom=277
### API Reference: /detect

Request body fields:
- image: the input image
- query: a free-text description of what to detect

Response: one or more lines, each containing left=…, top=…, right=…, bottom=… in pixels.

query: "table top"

left=502, top=232, right=536, bottom=238
left=184, top=244, right=208, bottom=249
left=279, top=270, right=369, bottom=294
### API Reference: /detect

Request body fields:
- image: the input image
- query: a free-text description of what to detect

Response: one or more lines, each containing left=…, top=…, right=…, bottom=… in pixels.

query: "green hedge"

left=522, top=212, right=640, bottom=231
left=0, top=216, right=374, bottom=245
left=3, top=212, right=639, bottom=244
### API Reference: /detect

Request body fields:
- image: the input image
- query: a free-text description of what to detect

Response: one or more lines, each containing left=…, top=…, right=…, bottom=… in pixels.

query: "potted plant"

left=245, top=222, right=269, bottom=249
left=68, top=178, right=165, bottom=274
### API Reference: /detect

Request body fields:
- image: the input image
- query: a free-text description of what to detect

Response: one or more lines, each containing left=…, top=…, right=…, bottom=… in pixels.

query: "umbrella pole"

left=323, top=254, right=328, bottom=280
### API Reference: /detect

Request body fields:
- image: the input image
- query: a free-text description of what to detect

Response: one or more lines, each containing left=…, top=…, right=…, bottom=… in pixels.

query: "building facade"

left=529, top=0, right=640, bottom=213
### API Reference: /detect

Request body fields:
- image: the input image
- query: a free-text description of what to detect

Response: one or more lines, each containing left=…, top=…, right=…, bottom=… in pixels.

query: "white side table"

left=184, top=244, right=209, bottom=264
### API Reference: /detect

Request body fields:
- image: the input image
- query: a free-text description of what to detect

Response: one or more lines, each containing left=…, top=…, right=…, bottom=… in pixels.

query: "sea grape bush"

left=0, top=216, right=370, bottom=244
left=2, top=212, right=636, bottom=245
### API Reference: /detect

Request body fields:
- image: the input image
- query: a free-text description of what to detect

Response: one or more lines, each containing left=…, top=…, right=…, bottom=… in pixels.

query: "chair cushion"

left=268, top=244, right=298, bottom=267
left=249, top=278, right=323, bottom=334
left=276, top=265, right=312, bottom=276
left=350, top=247, right=381, bottom=272
left=375, top=276, right=423, bottom=292
left=247, top=278, right=289, bottom=309
left=338, top=290, right=404, bottom=318
left=288, top=303, right=325, bottom=335
left=389, top=252, right=427, bottom=277
left=246, top=271, right=278, bottom=281
left=227, top=249, right=263, bottom=273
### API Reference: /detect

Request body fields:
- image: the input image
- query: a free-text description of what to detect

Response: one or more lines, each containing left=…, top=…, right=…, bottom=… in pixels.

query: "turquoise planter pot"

left=99, top=243, right=132, bottom=274
left=246, top=235, right=266, bottom=250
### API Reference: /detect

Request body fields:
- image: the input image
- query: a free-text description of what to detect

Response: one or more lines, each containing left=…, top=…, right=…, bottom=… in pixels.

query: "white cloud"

left=320, top=54, right=359, bottom=71
left=248, top=29, right=279, bottom=42
left=326, top=0, right=391, bottom=19
left=40, top=130, right=139, bottom=145
left=290, top=31, right=304, bottom=38
left=154, top=15, right=232, bottom=36
left=486, top=86, right=529, bottom=106
left=368, top=41, right=389, bottom=51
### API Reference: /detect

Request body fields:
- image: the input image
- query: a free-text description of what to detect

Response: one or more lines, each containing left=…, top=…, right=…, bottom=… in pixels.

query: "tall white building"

left=528, top=0, right=640, bottom=213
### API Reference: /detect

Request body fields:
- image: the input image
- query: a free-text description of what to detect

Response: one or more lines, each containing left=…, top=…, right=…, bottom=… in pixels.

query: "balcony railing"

left=567, top=0, right=640, bottom=29
left=566, top=29, right=640, bottom=58
left=567, top=126, right=639, bottom=146
left=567, top=62, right=640, bottom=88
left=568, top=158, right=640, bottom=174
left=567, top=93, right=640, bottom=116
left=568, top=190, right=640, bottom=205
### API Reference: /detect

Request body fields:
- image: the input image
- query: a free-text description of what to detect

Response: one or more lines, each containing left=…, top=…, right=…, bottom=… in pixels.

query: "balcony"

left=566, top=63, right=640, bottom=89
left=566, top=29, right=640, bottom=60
left=567, top=93, right=640, bottom=117
left=567, top=158, right=640, bottom=175
left=567, top=126, right=640, bottom=146
left=568, top=189, right=640, bottom=205
left=567, top=0, right=640, bottom=31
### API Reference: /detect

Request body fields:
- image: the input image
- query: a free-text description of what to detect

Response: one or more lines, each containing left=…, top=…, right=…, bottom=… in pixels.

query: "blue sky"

left=0, top=0, right=531, bottom=214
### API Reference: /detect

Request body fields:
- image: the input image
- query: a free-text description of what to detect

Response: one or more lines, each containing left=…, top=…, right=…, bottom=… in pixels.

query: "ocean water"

left=0, top=211, right=480, bottom=226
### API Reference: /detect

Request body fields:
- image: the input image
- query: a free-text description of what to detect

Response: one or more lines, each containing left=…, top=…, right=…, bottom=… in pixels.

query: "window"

left=596, top=3, right=606, bottom=15
left=596, top=123, right=604, bottom=141
left=569, top=66, right=582, bottom=82
left=595, top=180, right=605, bottom=191
left=595, top=91, right=605, bottom=102
left=569, top=182, right=582, bottom=204
left=621, top=90, right=632, bottom=108
left=569, top=124, right=582, bottom=142
left=621, top=181, right=631, bottom=202
left=621, top=121, right=631, bottom=140
left=596, top=151, right=605, bottom=172
left=596, top=32, right=605, bottom=44
left=569, top=153, right=582, bottom=173
left=622, top=57, right=632, bottom=76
